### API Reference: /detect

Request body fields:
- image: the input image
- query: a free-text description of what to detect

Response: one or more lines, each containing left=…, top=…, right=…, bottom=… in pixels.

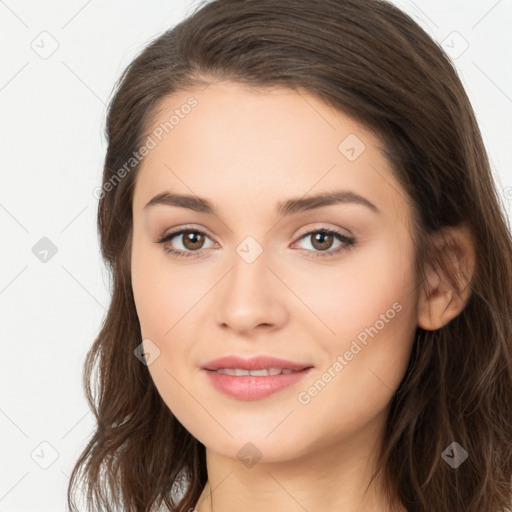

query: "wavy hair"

left=67, top=0, right=512, bottom=510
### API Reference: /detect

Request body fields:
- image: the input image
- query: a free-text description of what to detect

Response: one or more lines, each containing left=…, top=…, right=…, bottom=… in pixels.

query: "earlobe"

left=417, top=224, right=475, bottom=331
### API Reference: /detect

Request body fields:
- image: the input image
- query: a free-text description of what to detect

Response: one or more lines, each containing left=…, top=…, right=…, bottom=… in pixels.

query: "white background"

left=0, top=1, right=511, bottom=511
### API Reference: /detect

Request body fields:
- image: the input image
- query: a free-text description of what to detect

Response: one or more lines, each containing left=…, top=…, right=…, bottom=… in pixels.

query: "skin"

left=130, top=81, right=475, bottom=512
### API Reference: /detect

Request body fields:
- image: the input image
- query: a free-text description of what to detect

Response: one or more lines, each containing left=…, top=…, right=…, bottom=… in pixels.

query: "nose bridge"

left=227, top=236, right=271, bottom=302
left=214, top=235, right=287, bottom=332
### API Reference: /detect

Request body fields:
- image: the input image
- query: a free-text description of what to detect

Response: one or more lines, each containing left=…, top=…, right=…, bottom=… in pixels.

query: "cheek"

left=293, top=233, right=417, bottom=344
left=131, top=243, right=169, bottom=338
left=294, top=233, right=418, bottom=407
left=131, top=232, right=202, bottom=339
left=131, top=239, right=201, bottom=424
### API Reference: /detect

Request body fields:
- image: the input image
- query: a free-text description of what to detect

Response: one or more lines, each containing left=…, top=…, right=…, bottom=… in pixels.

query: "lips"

left=203, top=355, right=312, bottom=372
left=202, top=355, right=314, bottom=400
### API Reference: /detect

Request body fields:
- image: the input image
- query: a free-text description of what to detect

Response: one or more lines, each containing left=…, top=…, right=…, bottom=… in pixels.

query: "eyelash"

left=156, top=226, right=356, bottom=259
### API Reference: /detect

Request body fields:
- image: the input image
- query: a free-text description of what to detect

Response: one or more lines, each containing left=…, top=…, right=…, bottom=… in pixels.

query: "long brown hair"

left=67, top=1, right=512, bottom=510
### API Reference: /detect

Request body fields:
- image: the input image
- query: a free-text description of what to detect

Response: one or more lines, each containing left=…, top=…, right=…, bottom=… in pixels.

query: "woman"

left=67, top=0, right=512, bottom=511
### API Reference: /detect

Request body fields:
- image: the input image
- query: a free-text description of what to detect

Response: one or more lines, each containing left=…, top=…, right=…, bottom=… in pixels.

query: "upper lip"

left=202, top=355, right=313, bottom=371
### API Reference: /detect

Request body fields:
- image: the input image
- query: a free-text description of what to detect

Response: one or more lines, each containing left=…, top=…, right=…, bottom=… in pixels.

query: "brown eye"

left=181, top=230, right=206, bottom=251
left=157, top=227, right=216, bottom=258
left=310, top=231, right=335, bottom=251
left=293, top=228, right=356, bottom=258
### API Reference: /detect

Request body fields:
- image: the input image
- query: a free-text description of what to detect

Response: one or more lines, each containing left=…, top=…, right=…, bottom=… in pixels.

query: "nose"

left=214, top=245, right=288, bottom=336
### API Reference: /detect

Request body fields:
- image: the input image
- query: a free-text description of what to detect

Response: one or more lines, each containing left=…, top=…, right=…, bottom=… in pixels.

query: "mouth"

left=201, top=356, right=314, bottom=400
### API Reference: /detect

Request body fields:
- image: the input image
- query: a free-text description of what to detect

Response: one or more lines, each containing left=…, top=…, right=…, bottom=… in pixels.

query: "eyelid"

left=294, top=223, right=353, bottom=238
left=156, top=224, right=218, bottom=244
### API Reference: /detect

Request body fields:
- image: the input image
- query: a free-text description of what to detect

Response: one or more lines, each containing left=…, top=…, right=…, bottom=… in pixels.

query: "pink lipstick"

left=202, top=355, right=314, bottom=400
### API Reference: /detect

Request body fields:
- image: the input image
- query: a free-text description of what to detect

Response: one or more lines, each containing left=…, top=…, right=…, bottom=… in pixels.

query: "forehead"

left=133, top=81, right=409, bottom=222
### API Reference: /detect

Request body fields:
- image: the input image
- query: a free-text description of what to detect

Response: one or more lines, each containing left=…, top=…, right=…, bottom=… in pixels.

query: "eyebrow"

left=144, top=190, right=380, bottom=216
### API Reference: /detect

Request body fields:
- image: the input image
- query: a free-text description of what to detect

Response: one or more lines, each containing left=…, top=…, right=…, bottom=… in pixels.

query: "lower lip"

left=203, top=368, right=313, bottom=400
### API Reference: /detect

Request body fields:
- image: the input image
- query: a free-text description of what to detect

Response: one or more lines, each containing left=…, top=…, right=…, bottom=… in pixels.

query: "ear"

left=417, top=224, right=476, bottom=331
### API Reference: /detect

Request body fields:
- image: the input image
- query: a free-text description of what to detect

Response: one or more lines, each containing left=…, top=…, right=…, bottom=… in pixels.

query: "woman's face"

left=131, top=81, right=420, bottom=463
